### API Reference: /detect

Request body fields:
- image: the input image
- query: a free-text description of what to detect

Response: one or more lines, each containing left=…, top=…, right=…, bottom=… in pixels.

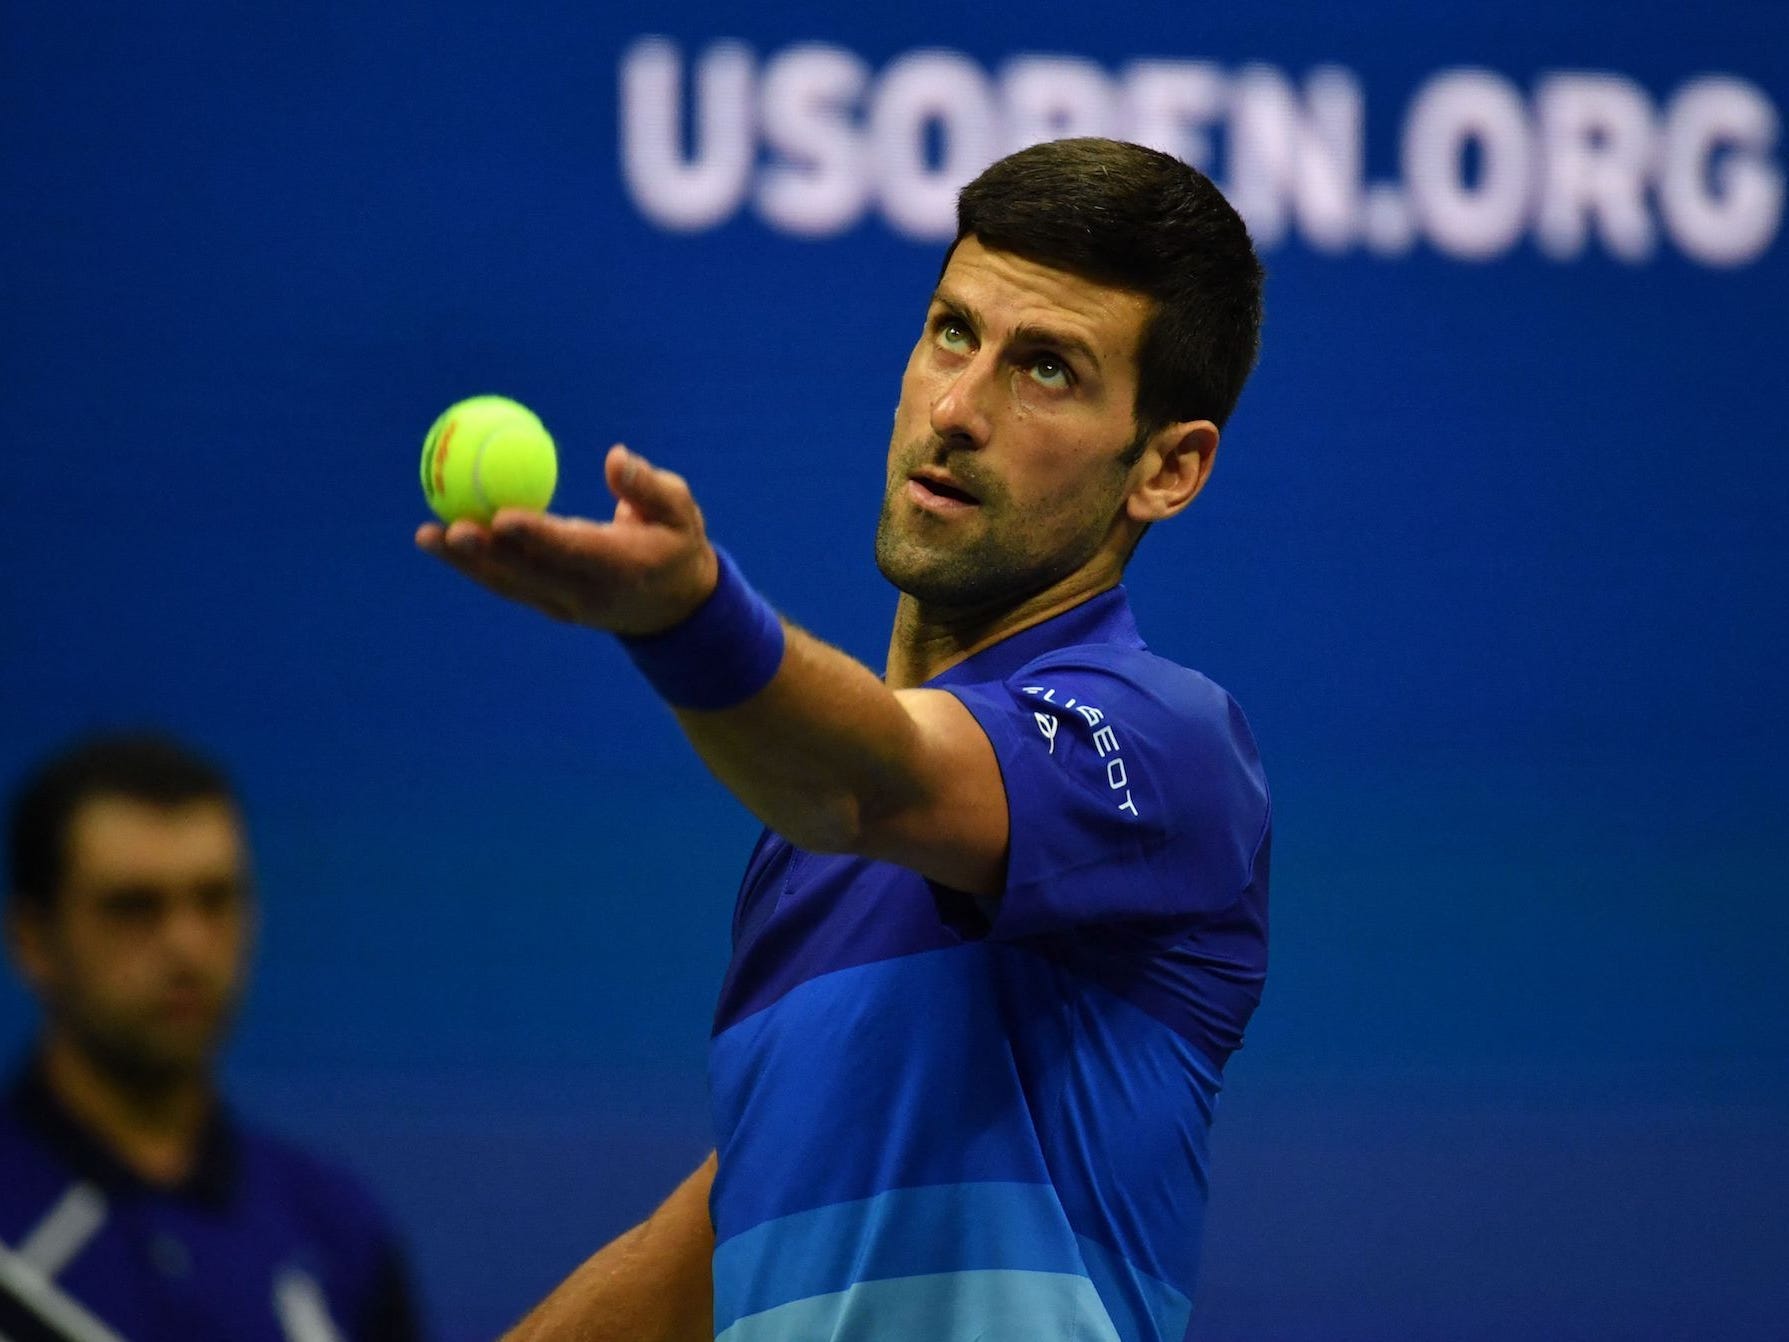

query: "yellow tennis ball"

left=420, top=395, right=558, bottom=524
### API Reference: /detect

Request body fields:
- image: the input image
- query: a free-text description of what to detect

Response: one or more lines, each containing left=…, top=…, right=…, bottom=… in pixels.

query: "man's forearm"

left=672, top=623, right=932, bottom=855
left=418, top=457, right=1004, bottom=890
left=664, top=599, right=1009, bottom=897
left=503, top=1154, right=716, bottom=1342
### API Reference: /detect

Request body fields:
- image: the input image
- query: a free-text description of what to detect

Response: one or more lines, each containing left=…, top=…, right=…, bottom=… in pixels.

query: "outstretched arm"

left=503, top=1153, right=717, bottom=1342
left=417, top=446, right=1008, bottom=895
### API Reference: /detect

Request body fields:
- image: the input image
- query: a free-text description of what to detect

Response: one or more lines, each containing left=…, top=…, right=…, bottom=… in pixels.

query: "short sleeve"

left=944, top=646, right=1268, bottom=940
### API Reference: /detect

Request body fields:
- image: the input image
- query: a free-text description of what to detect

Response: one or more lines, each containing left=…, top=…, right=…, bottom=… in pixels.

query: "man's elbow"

left=775, top=792, right=870, bottom=855
left=791, top=788, right=947, bottom=868
left=780, top=785, right=930, bottom=856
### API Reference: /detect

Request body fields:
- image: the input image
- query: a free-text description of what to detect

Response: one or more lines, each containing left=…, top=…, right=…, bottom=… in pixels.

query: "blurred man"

left=425, top=137, right=1269, bottom=1342
left=2, top=733, right=421, bottom=1341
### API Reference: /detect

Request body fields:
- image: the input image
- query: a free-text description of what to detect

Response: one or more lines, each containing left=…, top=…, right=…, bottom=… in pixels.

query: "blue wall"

left=3, top=3, right=1785, bottom=1337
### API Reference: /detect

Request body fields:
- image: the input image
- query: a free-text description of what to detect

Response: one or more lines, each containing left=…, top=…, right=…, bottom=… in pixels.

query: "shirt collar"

left=925, top=584, right=1145, bottom=690
left=6, top=1053, right=240, bottom=1208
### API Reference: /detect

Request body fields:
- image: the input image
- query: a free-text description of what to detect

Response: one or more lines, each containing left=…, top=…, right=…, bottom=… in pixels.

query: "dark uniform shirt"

left=0, top=1058, right=420, bottom=1342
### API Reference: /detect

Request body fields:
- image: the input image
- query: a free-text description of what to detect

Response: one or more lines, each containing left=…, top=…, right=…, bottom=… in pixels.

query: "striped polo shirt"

left=707, top=586, right=1271, bottom=1341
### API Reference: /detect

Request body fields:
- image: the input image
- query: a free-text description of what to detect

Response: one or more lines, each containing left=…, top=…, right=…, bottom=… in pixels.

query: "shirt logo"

left=1023, top=686, right=1140, bottom=817
left=274, top=1267, right=346, bottom=1342
left=0, top=1181, right=125, bottom=1342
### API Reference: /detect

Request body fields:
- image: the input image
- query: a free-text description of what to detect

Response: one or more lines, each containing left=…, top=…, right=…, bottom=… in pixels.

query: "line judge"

left=3, top=733, right=421, bottom=1341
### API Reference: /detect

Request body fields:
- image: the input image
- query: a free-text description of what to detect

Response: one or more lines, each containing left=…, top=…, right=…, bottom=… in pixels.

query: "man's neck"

left=884, top=559, right=1122, bottom=689
left=41, top=1034, right=212, bottom=1188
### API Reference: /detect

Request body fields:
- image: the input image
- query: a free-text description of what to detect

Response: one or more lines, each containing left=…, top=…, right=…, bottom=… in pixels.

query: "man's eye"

left=195, top=881, right=241, bottom=916
left=1029, top=357, right=1070, bottom=389
left=98, top=891, right=161, bottom=922
left=935, top=321, right=972, bottom=353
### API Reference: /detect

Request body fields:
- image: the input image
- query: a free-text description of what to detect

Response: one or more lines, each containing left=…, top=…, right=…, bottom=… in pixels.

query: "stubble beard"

left=873, top=436, right=1122, bottom=611
left=54, top=982, right=236, bottom=1096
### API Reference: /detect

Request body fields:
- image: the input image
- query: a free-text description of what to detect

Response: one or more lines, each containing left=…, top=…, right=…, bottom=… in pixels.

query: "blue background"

left=3, top=3, right=1785, bottom=1338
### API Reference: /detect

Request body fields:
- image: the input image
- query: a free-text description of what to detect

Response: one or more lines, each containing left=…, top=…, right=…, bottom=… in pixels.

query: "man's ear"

left=1127, top=420, right=1219, bottom=524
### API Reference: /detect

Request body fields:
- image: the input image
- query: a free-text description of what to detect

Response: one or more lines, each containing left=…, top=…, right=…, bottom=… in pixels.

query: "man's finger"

left=490, top=509, right=639, bottom=572
left=429, top=529, right=588, bottom=616
left=605, top=445, right=694, bottom=527
left=443, top=518, right=496, bottom=552
left=432, top=541, right=535, bottom=602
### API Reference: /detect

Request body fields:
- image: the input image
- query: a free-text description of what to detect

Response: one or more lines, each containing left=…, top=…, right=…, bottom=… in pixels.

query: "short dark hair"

left=952, top=137, right=1264, bottom=437
left=6, top=733, right=236, bottom=915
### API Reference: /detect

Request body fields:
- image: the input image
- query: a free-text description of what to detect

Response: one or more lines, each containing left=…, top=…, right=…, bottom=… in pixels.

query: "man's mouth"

left=907, top=472, right=981, bottom=513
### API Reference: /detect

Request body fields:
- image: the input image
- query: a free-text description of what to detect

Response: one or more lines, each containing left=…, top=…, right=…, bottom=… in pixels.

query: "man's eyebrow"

left=1010, top=323, right=1101, bottom=373
left=928, top=291, right=1103, bottom=373
left=928, top=288, right=984, bottom=332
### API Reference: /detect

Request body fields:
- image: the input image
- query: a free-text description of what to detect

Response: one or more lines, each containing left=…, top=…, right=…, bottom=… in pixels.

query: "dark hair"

left=7, top=733, right=236, bottom=915
left=952, top=137, right=1264, bottom=438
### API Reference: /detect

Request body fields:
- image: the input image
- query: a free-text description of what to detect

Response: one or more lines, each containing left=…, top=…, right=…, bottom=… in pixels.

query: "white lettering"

left=1075, top=704, right=1104, bottom=727
left=1227, top=64, right=1363, bottom=252
left=1107, top=758, right=1129, bottom=791
left=1658, top=76, right=1784, bottom=267
left=1362, top=184, right=1417, bottom=254
left=621, top=38, right=755, bottom=232
left=870, top=50, right=1001, bottom=241
left=1091, top=725, right=1119, bottom=757
left=1001, top=56, right=1117, bottom=152
left=1118, top=792, right=1139, bottom=817
left=617, top=40, right=1784, bottom=268
left=1535, top=73, right=1657, bottom=262
left=1121, top=59, right=1226, bottom=173
left=1403, top=68, right=1533, bottom=260
left=756, top=44, right=872, bottom=237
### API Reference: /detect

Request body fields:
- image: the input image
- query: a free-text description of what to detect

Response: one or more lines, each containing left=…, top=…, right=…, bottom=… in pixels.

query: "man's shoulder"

left=0, top=1082, right=393, bottom=1243
left=1016, top=638, right=1225, bottom=691
left=0, top=1087, right=78, bottom=1221
left=0, top=1078, right=416, bottom=1339
left=228, top=1115, right=397, bottom=1245
left=1003, top=639, right=1253, bottom=748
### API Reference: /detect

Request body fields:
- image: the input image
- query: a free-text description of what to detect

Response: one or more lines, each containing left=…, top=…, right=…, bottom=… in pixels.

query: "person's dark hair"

left=6, top=733, right=236, bottom=915
left=952, top=137, right=1264, bottom=445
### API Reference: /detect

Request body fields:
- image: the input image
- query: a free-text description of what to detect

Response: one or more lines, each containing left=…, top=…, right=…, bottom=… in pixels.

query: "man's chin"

left=81, top=1028, right=222, bottom=1090
left=877, top=547, right=1020, bottom=610
left=876, top=532, right=958, bottom=602
left=875, top=507, right=1061, bottom=610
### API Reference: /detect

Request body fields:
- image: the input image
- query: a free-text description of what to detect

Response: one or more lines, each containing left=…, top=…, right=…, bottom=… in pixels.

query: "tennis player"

left=422, top=137, right=1270, bottom=1342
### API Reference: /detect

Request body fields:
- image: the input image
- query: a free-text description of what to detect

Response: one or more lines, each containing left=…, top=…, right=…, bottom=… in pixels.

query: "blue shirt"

left=0, top=1058, right=419, bottom=1342
left=707, top=587, right=1271, bottom=1342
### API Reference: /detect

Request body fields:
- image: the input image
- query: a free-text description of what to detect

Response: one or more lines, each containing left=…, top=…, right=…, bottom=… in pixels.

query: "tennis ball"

left=420, top=395, right=558, bottom=525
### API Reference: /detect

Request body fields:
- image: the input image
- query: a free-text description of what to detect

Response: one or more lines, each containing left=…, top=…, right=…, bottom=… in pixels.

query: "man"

left=2, top=734, right=421, bottom=1341
left=422, top=137, right=1269, bottom=1341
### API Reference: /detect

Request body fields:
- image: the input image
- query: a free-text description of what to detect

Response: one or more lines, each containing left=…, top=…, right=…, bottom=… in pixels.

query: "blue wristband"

left=619, top=547, right=786, bottom=710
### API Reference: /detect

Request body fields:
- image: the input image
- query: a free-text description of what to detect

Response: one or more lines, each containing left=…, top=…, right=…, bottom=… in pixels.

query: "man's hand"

left=416, top=445, right=720, bottom=636
left=422, top=440, right=1009, bottom=896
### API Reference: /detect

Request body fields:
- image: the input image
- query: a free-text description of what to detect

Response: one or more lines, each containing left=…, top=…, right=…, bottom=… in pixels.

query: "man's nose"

left=929, top=353, right=995, bottom=449
left=160, top=902, right=223, bottom=964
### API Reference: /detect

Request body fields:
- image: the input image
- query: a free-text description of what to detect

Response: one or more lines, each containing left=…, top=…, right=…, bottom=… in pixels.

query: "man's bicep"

left=861, top=687, right=1009, bottom=896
